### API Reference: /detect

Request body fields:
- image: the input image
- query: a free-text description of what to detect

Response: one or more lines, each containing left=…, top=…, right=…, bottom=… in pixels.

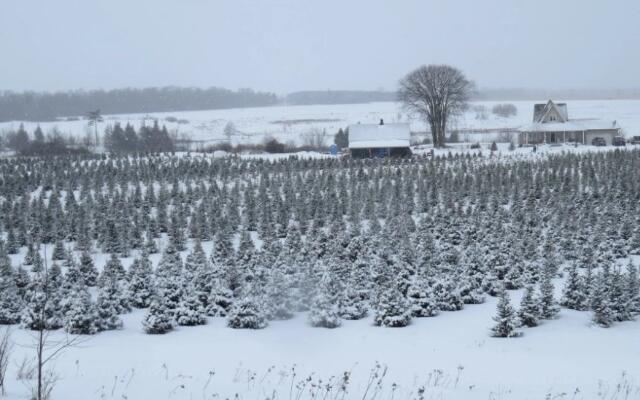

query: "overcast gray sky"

left=1, top=0, right=639, bottom=94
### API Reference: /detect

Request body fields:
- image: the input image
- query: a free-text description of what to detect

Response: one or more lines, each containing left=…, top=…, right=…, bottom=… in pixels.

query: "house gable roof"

left=533, top=100, right=568, bottom=123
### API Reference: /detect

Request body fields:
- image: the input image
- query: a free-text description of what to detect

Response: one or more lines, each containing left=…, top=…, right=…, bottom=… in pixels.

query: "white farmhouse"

left=518, top=100, right=621, bottom=145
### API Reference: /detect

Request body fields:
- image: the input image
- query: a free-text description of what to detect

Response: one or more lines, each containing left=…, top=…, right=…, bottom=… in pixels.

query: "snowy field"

left=1, top=99, right=639, bottom=147
left=5, top=290, right=640, bottom=400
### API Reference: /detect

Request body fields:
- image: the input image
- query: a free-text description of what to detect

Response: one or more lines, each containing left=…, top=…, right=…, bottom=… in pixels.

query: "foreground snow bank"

left=5, top=292, right=640, bottom=400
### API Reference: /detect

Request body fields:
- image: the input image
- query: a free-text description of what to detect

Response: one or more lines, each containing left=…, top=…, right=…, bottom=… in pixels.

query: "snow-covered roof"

left=534, top=100, right=568, bottom=123
left=519, top=119, right=620, bottom=133
left=348, top=123, right=410, bottom=149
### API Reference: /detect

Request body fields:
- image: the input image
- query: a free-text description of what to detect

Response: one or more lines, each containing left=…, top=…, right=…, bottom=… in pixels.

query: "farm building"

left=348, top=120, right=412, bottom=158
left=518, top=100, right=621, bottom=145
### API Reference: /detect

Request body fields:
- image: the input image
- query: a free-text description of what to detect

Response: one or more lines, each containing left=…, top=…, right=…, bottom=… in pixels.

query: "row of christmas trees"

left=1, top=231, right=638, bottom=335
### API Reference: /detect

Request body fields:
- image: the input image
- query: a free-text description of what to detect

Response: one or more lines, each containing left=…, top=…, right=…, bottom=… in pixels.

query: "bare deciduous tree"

left=398, top=64, right=474, bottom=148
left=27, top=245, right=86, bottom=400
left=301, top=128, right=328, bottom=150
left=86, top=110, right=103, bottom=148
left=0, top=327, right=12, bottom=395
left=224, top=122, right=237, bottom=143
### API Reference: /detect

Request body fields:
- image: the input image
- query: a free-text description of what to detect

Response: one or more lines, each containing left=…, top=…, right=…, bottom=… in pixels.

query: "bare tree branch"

left=398, top=65, right=474, bottom=148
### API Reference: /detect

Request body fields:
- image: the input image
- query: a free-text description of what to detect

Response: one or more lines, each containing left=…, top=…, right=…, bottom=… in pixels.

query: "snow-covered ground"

left=1, top=99, right=639, bottom=147
left=5, top=277, right=640, bottom=400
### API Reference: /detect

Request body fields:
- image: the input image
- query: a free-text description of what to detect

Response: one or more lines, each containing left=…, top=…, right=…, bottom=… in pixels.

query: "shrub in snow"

left=183, top=239, right=208, bottom=283
left=308, top=271, right=342, bottom=328
left=175, top=290, right=207, bottom=326
left=0, top=262, right=23, bottom=324
left=406, top=281, right=438, bottom=318
left=491, top=288, right=521, bottom=338
left=63, top=256, right=85, bottom=290
left=206, top=281, right=234, bottom=317
left=143, top=299, right=174, bottom=334
left=629, top=230, right=640, bottom=256
left=339, top=284, right=368, bottom=320
left=561, top=263, right=588, bottom=311
left=590, top=272, right=614, bottom=328
left=432, top=277, right=464, bottom=311
left=155, top=243, right=185, bottom=315
left=79, top=251, right=99, bottom=287
left=457, top=274, right=485, bottom=305
left=373, top=284, right=411, bottom=328
left=95, top=278, right=125, bottom=331
left=14, top=265, right=31, bottom=300
left=265, top=268, right=295, bottom=321
left=626, top=262, right=640, bottom=315
left=64, top=286, right=99, bottom=335
left=227, top=297, right=267, bottom=329
left=21, top=280, right=63, bottom=331
left=609, top=267, right=632, bottom=322
left=98, top=253, right=126, bottom=286
left=308, top=302, right=342, bottom=328
left=503, top=261, right=524, bottom=290
left=517, top=285, right=539, bottom=328
left=52, top=239, right=66, bottom=261
left=538, top=267, right=559, bottom=319
left=30, top=253, right=43, bottom=274
left=127, top=253, right=155, bottom=308
left=23, top=242, right=37, bottom=266
left=144, top=231, right=158, bottom=254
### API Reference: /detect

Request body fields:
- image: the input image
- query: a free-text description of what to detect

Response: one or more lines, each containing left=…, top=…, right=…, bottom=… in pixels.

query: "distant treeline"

left=475, top=87, right=640, bottom=101
left=0, top=87, right=278, bottom=122
left=1, top=121, right=177, bottom=156
left=285, top=90, right=397, bottom=105
left=286, top=88, right=640, bottom=105
left=0, top=124, right=90, bottom=156
left=104, top=122, right=174, bottom=154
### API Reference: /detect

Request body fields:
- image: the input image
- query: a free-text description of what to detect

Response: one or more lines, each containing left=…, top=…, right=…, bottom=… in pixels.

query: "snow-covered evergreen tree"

left=64, top=284, right=99, bottom=334
left=626, top=261, right=640, bottom=316
left=175, top=287, right=207, bottom=326
left=227, top=295, right=268, bottom=329
left=143, top=298, right=174, bottom=334
left=21, top=275, right=63, bottom=331
left=491, top=288, right=521, bottom=338
left=432, top=276, right=464, bottom=311
left=373, top=281, right=411, bottom=328
left=407, top=280, right=438, bottom=318
left=128, top=252, right=155, bottom=308
left=538, top=264, right=560, bottom=319
left=308, top=273, right=342, bottom=328
left=99, top=252, right=126, bottom=286
left=79, top=250, right=99, bottom=287
left=517, top=285, right=539, bottom=328
left=339, top=282, right=369, bottom=320
left=609, top=266, right=632, bottom=322
left=561, top=263, right=588, bottom=311
left=265, top=267, right=295, bottom=321
left=0, top=261, right=23, bottom=324
left=590, top=270, right=614, bottom=328
left=206, top=279, right=234, bottom=317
